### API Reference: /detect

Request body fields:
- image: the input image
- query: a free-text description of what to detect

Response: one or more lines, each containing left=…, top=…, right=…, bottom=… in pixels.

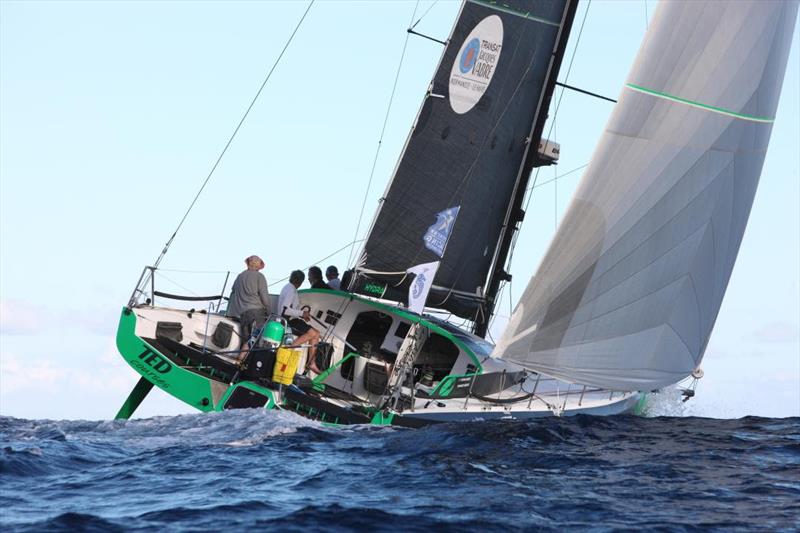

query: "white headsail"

left=493, top=0, right=799, bottom=391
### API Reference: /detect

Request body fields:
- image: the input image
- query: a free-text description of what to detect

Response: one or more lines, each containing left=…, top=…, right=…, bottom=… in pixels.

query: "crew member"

left=277, top=270, right=322, bottom=374
left=227, top=255, right=271, bottom=354
left=325, top=265, right=341, bottom=290
left=308, top=266, right=330, bottom=289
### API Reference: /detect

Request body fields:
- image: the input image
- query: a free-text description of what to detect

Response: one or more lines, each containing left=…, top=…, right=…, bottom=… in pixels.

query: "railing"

left=127, top=265, right=231, bottom=312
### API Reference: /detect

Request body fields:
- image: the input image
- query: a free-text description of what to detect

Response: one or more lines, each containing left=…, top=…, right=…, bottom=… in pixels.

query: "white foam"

left=642, top=386, right=687, bottom=417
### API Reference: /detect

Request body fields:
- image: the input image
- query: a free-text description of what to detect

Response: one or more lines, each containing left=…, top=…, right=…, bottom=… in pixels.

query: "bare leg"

left=293, top=329, right=321, bottom=373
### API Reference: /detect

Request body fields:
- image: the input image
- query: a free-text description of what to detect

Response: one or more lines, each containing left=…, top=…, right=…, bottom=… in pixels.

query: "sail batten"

left=494, top=0, right=798, bottom=391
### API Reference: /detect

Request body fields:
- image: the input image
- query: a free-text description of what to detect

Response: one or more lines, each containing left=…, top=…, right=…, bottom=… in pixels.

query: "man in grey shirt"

left=227, top=255, right=271, bottom=352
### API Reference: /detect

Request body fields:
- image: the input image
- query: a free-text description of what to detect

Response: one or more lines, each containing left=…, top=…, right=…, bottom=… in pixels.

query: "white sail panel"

left=494, top=0, right=798, bottom=391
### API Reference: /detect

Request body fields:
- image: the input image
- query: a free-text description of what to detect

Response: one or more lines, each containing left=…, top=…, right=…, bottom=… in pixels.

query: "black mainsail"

left=350, top=0, right=578, bottom=331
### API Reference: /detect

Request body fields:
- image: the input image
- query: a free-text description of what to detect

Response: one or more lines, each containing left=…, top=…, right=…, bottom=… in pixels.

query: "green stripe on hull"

left=632, top=392, right=649, bottom=416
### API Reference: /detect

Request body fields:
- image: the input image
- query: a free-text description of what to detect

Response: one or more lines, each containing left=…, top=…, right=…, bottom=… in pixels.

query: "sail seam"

left=467, top=0, right=560, bottom=26
left=564, top=224, right=711, bottom=334
left=625, top=84, right=775, bottom=123
left=665, top=322, right=698, bottom=373
left=552, top=167, right=727, bottom=327
left=544, top=274, right=690, bottom=348
left=572, top=155, right=734, bottom=310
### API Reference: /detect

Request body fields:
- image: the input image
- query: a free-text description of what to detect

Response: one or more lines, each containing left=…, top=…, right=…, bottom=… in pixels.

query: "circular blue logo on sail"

left=459, top=38, right=480, bottom=73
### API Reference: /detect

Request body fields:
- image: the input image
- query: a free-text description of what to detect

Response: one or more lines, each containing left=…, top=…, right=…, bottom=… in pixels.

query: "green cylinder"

left=262, top=320, right=285, bottom=345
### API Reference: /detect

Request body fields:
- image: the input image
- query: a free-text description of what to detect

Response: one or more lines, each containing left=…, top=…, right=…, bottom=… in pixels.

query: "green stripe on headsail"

left=626, top=83, right=775, bottom=123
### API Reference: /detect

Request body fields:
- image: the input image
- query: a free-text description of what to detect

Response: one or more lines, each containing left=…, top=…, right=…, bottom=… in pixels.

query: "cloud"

left=0, top=299, right=44, bottom=335
left=1, top=339, right=133, bottom=404
left=66, top=306, right=119, bottom=336
left=0, top=351, right=60, bottom=394
left=753, top=321, right=800, bottom=343
left=0, top=298, right=119, bottom=337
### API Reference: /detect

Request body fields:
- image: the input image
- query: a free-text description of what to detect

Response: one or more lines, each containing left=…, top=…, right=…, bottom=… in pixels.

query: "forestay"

left=350, top=0, right=576, bottom=319
left=494, top=0, right=799, bottom=390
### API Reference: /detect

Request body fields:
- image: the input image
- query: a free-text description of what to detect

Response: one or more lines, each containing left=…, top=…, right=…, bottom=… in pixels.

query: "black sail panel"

left=353, top=0, right=574, bottom=318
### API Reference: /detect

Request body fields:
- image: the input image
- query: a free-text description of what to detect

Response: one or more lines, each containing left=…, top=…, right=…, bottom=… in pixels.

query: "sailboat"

left=115, top=0, right=798, bottom=425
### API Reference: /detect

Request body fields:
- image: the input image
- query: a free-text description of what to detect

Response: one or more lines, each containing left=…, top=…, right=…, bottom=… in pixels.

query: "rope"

left=346, top=1, right=421, bottom=268
left=150, top=0, right=315, bottom=272
left=267, top=239, right=365, bottom=287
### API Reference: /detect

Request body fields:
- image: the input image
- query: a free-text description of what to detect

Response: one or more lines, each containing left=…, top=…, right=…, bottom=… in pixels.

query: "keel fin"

left=115, top=377, right=154, bottom=420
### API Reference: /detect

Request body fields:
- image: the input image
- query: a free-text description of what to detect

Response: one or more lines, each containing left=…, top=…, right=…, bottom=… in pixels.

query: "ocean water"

left=1, top=404, right=798, bottom=532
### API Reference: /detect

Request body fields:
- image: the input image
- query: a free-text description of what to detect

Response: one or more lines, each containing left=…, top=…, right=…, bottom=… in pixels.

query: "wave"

left=2, top=412, right=798, bottom=531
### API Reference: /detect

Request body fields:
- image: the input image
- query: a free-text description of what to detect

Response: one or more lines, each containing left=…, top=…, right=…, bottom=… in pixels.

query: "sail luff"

left=350, top=1, right=469, bottom=278
left=494, top=0, right=798, bottom=391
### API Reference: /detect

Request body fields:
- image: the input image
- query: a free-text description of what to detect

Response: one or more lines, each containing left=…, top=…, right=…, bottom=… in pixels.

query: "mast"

left=474, top=0, right=580, bottom=338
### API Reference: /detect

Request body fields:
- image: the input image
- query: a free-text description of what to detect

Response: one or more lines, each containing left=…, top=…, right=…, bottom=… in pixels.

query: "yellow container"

left=273, top=347, right=301, bottom=385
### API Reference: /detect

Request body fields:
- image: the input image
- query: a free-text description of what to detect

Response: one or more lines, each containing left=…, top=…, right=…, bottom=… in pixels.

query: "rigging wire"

left=269, top=238, right=364, bottom=287
left=346, top=1, right=421, bottom=268
left=411, top=0, right=440, bottom=29
left=528, top=163, right=587, bottom=191
left=554, top=114, right=558, bottom=228
left=149, top=0, right=315, bottom=272
left=156, top=272, right=201, bottom=297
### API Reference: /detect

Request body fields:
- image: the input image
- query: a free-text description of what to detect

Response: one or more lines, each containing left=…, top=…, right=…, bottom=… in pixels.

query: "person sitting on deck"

left=278, top=270, right=322, bottom=374
left=307, top=266, right=331, bottom=290
left=226, top=255, right=271, bottom=356
left=325, top=265, right=341, bottom=290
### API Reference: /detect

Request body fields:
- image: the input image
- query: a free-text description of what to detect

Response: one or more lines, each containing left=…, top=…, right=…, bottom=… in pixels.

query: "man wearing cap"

left=227, top=255, right=271, bottom=353
left=325, top=265, right=341, bottom=290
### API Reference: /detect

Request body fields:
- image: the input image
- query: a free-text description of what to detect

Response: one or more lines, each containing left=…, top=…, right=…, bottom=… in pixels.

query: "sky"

left=1, top=0, right=798, bottom=420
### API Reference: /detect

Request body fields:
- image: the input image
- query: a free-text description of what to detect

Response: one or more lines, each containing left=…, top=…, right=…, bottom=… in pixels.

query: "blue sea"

left=1, top=408, right=798, bottom=532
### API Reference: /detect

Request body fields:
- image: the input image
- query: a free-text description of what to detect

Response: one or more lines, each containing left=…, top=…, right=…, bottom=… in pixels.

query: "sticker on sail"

left=423, top=206, right=460, bottom=258
left=449, top=15, right=503, bottom=114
